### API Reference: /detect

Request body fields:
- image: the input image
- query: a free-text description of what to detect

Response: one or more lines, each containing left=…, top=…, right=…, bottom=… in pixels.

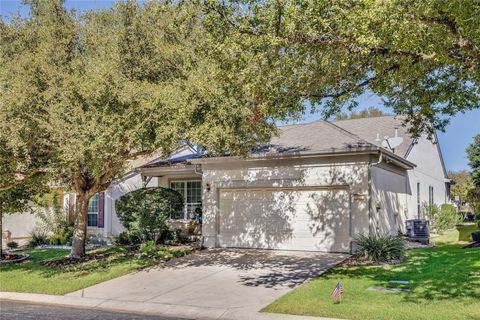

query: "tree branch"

left=303, top=63, right=400, bottom=100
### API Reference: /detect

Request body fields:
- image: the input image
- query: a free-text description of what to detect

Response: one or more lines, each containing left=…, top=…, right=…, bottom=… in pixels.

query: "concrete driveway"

left=66, top=249, right=347, bottom=319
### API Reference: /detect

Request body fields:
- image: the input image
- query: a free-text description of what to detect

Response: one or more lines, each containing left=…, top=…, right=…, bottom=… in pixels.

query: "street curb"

left=0, top=292, right=341, bottom=320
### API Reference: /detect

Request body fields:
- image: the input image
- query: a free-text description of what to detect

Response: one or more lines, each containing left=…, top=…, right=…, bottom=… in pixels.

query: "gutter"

left=191, top=147, right=415, bottom=169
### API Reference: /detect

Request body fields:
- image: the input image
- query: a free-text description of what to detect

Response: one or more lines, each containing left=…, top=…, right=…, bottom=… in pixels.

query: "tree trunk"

left=70, top=194, right=90, bottom=258
left=0, top=210, right=3, bottom=260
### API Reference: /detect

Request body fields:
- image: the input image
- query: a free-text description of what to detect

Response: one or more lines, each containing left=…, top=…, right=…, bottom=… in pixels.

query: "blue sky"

left=2, top=0, right=479, bottom=172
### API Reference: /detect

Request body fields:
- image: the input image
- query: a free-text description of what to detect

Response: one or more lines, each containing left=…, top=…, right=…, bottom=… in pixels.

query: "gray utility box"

left=406, top=219, right=430, bottom=244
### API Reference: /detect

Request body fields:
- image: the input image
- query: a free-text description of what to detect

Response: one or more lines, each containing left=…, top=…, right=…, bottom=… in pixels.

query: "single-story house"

left=3, top=116, right=450, bottom=252
left=65, top=116, right=450, bottom=253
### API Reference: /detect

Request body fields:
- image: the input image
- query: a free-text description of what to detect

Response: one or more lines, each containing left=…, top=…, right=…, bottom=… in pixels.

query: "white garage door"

left=218, top=187, right=351, bottom=252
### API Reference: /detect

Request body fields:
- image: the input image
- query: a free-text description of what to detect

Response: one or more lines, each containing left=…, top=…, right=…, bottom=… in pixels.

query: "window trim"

left=87, top=193, right=99, bottom=227
left=169, top=180, right=202, bottom=220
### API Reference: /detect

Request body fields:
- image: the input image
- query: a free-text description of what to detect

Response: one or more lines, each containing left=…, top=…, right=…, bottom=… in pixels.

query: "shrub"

left=435, top=204, right=461, bottom=234
left=114, top=231, right=138, bottom=245
left=472, top=231, right=480, bottom=242
left=6, top=241, right=18, bottom=249
left=29, top=228, right=49, bottom=247
left=34, top=192, right=74, bottom=245
left=422, top=202, right=439, bottom=222
left=139, top=241, right=161, bottom=258
left=353, top=234, right=405, bottom=262
left=116, top=187, right=183, bottom=243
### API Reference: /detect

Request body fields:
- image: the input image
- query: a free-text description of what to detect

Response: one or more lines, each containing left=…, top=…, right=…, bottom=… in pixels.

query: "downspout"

left=368, top=152, right=383, bottom=236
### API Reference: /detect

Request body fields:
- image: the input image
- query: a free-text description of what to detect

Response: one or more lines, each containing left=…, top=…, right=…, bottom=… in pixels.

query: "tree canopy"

left=203, top=0, right=480, bottom=138
left=0, top=0, right=296, bottom=256
left=334, top=107, right=388, bottom=121
left=448, top=170, right=475, bottom=203
left=467, top=134, right=480, bottom=188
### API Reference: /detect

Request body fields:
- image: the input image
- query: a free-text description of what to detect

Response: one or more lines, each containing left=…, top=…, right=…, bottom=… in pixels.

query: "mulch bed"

left=42, top=252, right=118, bottom=267
left=341, top=255, right=403, bottom=266
left=463, top=242, right=480, bottom=249
left=0, top=253, right=30, bottom=265
left=42, top=246, right=137, bottom=267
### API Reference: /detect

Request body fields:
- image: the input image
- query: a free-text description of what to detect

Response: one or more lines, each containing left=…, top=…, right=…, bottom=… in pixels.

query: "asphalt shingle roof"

left=252, top=120, right=374, bottom=155
left=256, top=115, right=413, bottom=158
left=137, top=116, right=414, bottom=170
left=333, top=115, right=413, bottom=157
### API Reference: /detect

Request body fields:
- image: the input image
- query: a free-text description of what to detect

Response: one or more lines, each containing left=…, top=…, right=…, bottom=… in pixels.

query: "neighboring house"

left=3, top=116, right=450, bottom=253
left=1, top=212, right=43, bottom=247
left=1, top=192, right=65, bottom=248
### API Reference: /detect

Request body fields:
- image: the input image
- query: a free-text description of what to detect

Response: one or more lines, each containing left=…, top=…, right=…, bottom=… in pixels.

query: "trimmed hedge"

left=115, top=187, right=183, bottom=243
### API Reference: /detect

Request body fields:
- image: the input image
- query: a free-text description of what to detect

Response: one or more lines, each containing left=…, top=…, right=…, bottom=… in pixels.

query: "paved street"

left=0, top=301, right=185, bottom=320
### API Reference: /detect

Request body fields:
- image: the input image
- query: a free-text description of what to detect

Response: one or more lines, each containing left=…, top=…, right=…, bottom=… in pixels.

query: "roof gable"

left=332, top=116, right=414, bottom=157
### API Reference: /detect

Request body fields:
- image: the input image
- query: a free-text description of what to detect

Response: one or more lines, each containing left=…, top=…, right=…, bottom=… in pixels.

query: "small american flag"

left=331, top=282, right=344, bottom=302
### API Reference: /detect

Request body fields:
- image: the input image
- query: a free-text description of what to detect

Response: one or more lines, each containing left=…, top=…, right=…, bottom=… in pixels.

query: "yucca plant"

left=353, top=234, right=405, bottom=262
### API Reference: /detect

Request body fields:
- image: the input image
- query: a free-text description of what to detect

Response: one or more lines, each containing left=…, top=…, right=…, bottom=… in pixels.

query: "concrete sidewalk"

left=0, top=249, right=347, bottom=320
left=0, top=292, right=340, bottom=320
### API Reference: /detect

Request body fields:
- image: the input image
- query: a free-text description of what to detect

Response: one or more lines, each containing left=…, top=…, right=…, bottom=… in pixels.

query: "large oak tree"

left=1, top=0, right=295, bottom=257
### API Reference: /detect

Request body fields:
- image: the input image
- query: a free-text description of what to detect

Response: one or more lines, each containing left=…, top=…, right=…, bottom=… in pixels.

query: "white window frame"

left=87, top=193, right=99, bottom=227
left=169, top=180, right=202, bottom=220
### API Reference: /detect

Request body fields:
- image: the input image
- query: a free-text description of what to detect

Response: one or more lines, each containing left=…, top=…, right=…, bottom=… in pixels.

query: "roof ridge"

left=278, top=118, right=322, bottom=129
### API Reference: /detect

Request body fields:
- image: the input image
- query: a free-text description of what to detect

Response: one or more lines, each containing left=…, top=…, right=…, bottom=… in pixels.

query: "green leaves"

left=467, top=134, right=480, bottom=187
left=115, top=187, right=183, bottom=243
left=204, top=0, right=480, bottom=138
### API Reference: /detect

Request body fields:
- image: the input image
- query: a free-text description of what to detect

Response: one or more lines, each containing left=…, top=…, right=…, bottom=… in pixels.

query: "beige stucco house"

left=3, top=116, right=451, bottom=252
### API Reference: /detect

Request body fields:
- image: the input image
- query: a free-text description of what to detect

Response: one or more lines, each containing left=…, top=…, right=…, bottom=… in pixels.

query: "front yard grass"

left=0, top=246, right=159, bottom=295
left=263, top=224, right=480, bottom=320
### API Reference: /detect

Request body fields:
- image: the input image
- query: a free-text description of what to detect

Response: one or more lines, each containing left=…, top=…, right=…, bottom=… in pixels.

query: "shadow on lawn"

left=0, top=249, right=69, bottom=278
left=0, top=248, right=151, bottom=278
left=326, top=244, right=479, bottom=302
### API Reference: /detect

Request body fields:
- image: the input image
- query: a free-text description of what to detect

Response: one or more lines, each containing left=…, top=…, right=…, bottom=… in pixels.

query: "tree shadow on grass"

left=0, top=249, right=69, bottom=278
left=322, top=244, right=479, bottom=303
left=0, top=247, right=152, bottom=280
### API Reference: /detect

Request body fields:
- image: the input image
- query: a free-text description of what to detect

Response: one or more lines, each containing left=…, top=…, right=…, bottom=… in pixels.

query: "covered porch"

left=137, top=158, right=204, bottom=223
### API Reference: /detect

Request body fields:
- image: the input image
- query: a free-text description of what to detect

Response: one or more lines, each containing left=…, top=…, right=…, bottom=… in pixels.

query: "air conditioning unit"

left=406, top=219, right=429, bottom=244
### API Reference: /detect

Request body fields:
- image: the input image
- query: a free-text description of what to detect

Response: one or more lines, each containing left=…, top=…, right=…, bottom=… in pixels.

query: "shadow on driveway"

left=164, top=248, right=349, bottom=289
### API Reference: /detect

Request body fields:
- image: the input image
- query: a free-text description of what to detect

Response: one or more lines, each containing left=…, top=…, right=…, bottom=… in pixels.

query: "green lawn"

left=263, top=224, right=480, bottom=320
left=0, top=246, right=158, bottom=295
